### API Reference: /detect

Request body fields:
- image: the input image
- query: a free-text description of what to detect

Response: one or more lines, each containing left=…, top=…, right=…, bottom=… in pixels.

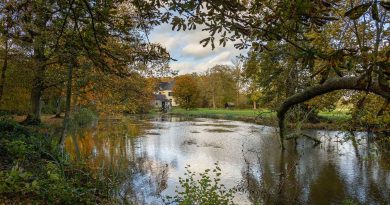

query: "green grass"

left=171, top=108, right=274, bottom=118
left=169, top=107, right=351, bottom=122
left=318, top=110, right=352, bottom=121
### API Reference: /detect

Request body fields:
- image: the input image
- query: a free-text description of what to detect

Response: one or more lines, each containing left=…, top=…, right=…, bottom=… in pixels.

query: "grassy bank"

left=0, top=117, right=120, bottom=204
left=170, top=107, right=351, bottom=120
left=171, top=108, right=274, bottom=118
left=168, top=107, right=352, bottom=130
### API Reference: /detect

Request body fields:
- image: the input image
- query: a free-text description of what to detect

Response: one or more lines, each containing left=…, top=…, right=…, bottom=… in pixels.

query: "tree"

left=232, top=58, right=245, bottom=108
left=243, top=42, right=324, bottom=123
left=173, top=74, right=200, bottom=109
left=0, top=22, right=9, bottom=101
left=248, top=85, right=261, bottom=110
left=149, top=0, right=390, bottom=148
left=0, top=0, right=169, bottom=124
left=203, top=65, right=237, bottom=108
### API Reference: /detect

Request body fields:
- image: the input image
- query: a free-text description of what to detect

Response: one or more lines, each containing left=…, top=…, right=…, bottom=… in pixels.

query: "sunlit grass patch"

left=318, top=111, right=352, bottom=121
left=171, top=107, right=351, bottom=123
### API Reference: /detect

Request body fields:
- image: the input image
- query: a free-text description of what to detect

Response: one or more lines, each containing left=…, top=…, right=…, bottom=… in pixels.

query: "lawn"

left=318, top=110, right=352, bottom=121
left=172, top=107, right=269, bottom=116
left=170, top=107, right=351, bottom=122
left=171, top=108, right=273, bottom=118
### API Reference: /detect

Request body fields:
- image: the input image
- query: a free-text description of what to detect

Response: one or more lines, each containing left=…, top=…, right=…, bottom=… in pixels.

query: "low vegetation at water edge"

left=0, top=119, right=121, bottom=204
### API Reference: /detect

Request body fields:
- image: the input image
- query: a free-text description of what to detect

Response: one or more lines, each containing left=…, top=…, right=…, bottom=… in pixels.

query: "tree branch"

left=277, top=76, right=390, bottom=149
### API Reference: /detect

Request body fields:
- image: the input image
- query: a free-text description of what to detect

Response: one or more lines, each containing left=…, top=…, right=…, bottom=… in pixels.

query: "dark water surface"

left=65, top=116, right=390, bottom=205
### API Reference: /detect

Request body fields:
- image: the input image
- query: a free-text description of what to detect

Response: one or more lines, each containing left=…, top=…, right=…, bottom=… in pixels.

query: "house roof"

left=155, top=94, right=169, bottom=102
left=159, top=81, right=174, bottom=90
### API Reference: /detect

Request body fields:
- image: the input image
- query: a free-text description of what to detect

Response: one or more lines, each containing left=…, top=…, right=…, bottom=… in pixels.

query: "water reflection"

left=242, top=130, right=390, bottom=205
left=65, top=116, right=390, bottom=204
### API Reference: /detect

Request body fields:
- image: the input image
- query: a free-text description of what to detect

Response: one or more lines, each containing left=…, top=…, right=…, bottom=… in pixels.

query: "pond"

left=65, top=116, right=390, bottom=205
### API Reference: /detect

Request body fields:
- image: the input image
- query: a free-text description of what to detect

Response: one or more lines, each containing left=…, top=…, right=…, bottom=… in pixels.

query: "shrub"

left=164, top=163, right=237, bottom=205
left=0, top=164, right=37, bottom=196
left=70, top=107, right=98, bottom=128
left=0, top=119, right=119, bottom=204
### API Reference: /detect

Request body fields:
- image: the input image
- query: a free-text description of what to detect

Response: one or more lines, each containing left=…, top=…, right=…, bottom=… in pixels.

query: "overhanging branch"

left=277, top=76, right=390, bottom=149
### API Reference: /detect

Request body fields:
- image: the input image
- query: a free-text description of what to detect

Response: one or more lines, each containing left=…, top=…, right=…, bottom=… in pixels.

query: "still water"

left=65, top=116, right=390, bottom=205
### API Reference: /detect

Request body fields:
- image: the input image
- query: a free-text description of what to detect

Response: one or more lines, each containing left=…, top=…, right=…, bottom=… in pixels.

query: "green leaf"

left=31, top=180, right=39, bottom=189
left=344, top=3, right=372, bottom=20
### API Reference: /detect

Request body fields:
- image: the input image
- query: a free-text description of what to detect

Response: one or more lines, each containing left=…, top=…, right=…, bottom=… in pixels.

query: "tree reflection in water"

left=241, top=130, right=390, bottom=205
left=64, top=116, right=390, bottom=204
left=65, top=117, right=168, bottom=204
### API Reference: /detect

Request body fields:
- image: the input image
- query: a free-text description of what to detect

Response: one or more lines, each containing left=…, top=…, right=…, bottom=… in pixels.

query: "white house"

left=153, top=81, right=178, bottom=110
left=157, top=81, right=177, bottom=106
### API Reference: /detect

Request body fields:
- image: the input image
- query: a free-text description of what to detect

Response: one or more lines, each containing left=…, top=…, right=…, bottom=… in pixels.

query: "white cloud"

left=150, top=23, right=247, bottom=74
left=149, top=32, right=176, bottom=50
left=193, top=51, right=234, bottom=73
left=170, top=61, right=194, bottom=73
left=182, top=43, right=210, bottom=58
left=159, top=36, right=176, bottom=50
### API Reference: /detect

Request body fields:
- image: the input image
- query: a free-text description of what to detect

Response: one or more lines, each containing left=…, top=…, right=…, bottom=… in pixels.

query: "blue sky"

left=149, top=23, right=246, bottom=74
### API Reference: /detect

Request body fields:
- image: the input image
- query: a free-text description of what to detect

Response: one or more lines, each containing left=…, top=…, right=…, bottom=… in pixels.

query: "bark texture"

left=59, top=62, right=74, bottom=148
left=55, top=96, right=62, bottom=118
left=24, top=41, right=46, bottom=124
left=0, top=38, right=8, bottom=101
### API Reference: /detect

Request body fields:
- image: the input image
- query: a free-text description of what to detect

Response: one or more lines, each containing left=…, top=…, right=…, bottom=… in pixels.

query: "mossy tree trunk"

left=24, top=43, right=46, bottom=125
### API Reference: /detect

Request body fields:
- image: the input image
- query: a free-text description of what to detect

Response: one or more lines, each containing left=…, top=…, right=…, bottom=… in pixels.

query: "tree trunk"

left=25, top=68, right=45, bottom=124
left=59, top=62, right=74, bottom=149
left=277, top=76, right=389, bottom=149
left=0, top=38, right=8, bottom=102
left=212, top=94, right=216, bottom=109
left=55, top=96, right=62, bottom=118
left=253, top=101, right=257, bottom=110
left=24, top=43, right=46, bottom=125
left=236, top=90, right=240, bottom=108
left=72, top=86, right=79, bottom=112
left=59, top=59, right=80, bottom=161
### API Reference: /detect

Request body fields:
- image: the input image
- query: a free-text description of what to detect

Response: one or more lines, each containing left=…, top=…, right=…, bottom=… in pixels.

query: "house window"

left=168, top=92, right=173, bottom=96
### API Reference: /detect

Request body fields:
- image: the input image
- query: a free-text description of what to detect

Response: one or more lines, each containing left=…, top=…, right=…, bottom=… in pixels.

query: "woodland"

left=0, top=0, right=389, bottom=204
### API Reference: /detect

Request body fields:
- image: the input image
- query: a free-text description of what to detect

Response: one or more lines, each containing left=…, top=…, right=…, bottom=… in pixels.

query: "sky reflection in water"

left=65, top=116, right=390, bottom=205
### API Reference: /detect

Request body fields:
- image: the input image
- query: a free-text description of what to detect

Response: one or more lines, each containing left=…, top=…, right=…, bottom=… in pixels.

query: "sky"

left=149, top=23, right=246, bottom=74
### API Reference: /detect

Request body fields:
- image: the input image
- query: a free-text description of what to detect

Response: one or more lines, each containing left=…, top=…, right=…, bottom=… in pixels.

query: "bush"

left=164, top=163, right=237, bottom=205
left=70, top=107, right=98, bottom=128
left=0, top=164, right=37, bottom=196
left=0, top=119, right=119, bottom=204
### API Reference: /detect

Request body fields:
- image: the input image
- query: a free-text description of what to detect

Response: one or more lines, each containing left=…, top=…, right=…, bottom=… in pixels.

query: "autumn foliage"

left=173, top=74, right=200, bottom=109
